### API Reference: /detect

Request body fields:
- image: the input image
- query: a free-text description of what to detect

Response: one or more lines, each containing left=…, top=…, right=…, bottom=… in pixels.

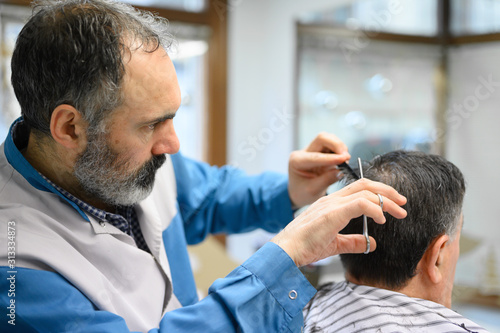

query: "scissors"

left=338, top=158, right=370, bottom=254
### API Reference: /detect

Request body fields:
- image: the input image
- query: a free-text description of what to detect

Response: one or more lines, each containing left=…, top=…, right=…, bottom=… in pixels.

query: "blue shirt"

left=0, top=117, right=317, bottom=332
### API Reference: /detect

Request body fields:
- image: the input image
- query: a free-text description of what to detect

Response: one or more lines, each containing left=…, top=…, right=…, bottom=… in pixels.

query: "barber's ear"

left=50, top=105, right=87, bottom=151
left=421, top=234, right=449, bottom=285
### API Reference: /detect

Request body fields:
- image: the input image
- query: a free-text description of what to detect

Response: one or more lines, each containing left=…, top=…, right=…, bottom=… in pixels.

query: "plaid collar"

left=40, top=174, right=132, bottom=235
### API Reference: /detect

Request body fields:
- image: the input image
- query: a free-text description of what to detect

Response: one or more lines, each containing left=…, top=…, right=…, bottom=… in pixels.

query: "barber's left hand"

left=288, top=132, right=350, bottom=208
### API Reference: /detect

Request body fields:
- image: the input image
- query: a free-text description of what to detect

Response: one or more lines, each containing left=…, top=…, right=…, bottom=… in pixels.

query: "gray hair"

left=340, top=150, right=465, bottom=289
left=11, top=0, right=174, bottom=137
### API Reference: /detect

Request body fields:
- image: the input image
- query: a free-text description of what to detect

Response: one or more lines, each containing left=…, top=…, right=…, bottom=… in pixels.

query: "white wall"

left=227, top=0, right=352, bottom=175
left=447, top=42, right=500, bottom=290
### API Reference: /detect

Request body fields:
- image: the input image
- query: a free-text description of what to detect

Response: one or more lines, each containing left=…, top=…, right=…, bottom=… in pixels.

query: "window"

left=298, top=0, right=438, bottom=36
left=169, top=23, right=210, bottom=161
left=451, top=0, right=500, bottom=35
left=297, top=32, right=440, bottom=162
left=0, top=5, right=28, bottom=141
left=120, top=0, right=207, bottom=12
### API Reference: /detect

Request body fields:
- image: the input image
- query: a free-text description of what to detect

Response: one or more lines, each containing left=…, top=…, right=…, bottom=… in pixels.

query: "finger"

left=352, top=190, right=407, bottom=220
left=293, top=164, right=343, bottom=179
left=309, top=169, right=344, bottom=189
left=321, top=168, right=344, bottom=184
left=348, top=190, right=407, bottom=222
left=308, top=193, right=387, bottom=228
left=294, top=169, right=343, bottom=198
left=341, top=194, right=388, bottom=224
left=332, top=234, right=378, bottom=255
left=306, top=132, right=349, bottom=155
left=339, top=178, right=407, bottom=206
left=319, top=190, right=404, bottom=226
left=290, top=150, right=350, bottom=171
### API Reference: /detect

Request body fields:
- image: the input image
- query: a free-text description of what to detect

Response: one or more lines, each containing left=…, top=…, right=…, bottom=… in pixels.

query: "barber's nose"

left=151, top=121, right=180, bottom=155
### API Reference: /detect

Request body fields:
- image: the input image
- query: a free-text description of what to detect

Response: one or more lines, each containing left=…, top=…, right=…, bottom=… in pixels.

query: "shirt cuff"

left=241, top=242, right=317, bottom=319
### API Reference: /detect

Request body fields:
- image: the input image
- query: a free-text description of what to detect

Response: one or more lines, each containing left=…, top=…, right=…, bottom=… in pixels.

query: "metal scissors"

left=338, top=158, right=370, bottom=254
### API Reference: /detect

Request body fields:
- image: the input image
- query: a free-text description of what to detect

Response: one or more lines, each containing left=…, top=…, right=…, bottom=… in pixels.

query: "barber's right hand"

left=271, top=178, right=407, bottom=267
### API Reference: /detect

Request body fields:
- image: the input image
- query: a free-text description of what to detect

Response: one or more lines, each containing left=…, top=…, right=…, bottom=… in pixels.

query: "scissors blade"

left=358, top=157, right=370, bottom=254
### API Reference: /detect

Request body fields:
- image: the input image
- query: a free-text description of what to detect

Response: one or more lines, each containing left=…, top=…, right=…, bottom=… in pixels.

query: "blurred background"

left=1, top=0, right=499, bottom=331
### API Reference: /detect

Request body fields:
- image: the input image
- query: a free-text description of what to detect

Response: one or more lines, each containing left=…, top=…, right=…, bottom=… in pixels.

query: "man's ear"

left=50, top=105, right=87, bottom=151
left=420, top=234, right=449, bottom=285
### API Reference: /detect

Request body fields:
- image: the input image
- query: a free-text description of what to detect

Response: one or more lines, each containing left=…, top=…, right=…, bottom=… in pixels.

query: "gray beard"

left=73, top=132, right=166, bottom=207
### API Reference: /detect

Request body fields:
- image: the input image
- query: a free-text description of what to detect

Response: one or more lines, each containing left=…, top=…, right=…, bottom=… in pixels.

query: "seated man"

left=303, top=150, right=488, bottom=333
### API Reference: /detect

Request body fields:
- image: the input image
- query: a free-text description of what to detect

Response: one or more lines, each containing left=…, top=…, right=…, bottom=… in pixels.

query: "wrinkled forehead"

left=105, top=46, right=180, bottom=123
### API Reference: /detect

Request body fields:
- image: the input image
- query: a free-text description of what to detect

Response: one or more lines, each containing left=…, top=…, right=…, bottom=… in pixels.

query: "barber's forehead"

left=123, top=48, right=172, bottom=84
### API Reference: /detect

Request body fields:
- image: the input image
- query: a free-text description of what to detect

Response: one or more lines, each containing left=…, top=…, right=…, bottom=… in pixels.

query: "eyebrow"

left=139, top=112, right=176, bottom=126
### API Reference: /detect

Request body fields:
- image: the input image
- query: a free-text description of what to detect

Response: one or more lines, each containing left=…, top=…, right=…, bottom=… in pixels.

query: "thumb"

left=318, top=168, right=343, bottom=185
left=305, top=169, right=343, bottom=194
left=291, top=151, right=349, bottom=171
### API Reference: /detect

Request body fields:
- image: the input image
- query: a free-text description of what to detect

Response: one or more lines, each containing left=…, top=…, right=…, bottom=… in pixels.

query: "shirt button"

left=99, top=221, right=106, bottom=227
left=288, top=290, right=297, bottom=300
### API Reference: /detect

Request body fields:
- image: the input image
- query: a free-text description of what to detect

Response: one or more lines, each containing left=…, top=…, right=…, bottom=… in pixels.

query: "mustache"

left=135, top=154, right=166, bottom=186
left=149, top=154, right=167, bottom=171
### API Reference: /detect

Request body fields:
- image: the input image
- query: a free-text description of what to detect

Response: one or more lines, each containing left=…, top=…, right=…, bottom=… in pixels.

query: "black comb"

left=338, top=162, right=360, bottom=180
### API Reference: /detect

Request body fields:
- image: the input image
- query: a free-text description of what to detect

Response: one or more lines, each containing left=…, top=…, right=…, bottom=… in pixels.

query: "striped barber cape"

left=303, top=281, right=489, bottom=333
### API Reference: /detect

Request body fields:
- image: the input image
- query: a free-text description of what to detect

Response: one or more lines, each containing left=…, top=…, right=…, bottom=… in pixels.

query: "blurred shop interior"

left=1, top=0, right=500, bottom=331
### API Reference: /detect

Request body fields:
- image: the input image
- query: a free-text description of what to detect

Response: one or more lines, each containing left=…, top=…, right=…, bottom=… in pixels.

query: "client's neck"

left=345, top=272, right=448, bottom=308
left=345, top=273, right=397, bottom=292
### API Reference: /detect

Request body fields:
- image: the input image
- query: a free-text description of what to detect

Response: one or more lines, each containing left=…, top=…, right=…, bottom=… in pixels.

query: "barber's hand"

left=288, top=132, right=350, bottom=208
left=272, top=178, right=407, bottom=267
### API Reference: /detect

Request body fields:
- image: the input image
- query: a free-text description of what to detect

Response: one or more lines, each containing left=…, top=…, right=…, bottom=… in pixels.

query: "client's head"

left=340, top=150, right=465, bottom=308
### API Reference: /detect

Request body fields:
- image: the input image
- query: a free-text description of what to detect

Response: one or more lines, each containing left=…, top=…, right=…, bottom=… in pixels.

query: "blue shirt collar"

left=4, top=117, right=90, bottom=221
